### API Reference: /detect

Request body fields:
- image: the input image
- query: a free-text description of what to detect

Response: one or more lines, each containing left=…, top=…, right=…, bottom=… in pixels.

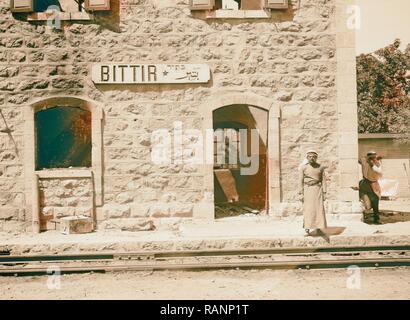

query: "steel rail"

left=0, top=244, right=409, bottom=276
left=0, top=257, right=409, bottom=276
left=1, top=244, right=409, bottom=263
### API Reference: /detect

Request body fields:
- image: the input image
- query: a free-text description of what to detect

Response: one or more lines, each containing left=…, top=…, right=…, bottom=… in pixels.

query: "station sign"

left=92, top=64, right=211, bottom=84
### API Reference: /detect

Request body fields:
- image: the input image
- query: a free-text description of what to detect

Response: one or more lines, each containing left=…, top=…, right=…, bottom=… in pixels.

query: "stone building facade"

left=0, top=0, right=361, bottom=232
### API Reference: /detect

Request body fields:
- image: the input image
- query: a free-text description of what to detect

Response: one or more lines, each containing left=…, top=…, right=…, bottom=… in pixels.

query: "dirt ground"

left=0, top=267, right=409, bottom=300
left=364, top=210, right=410, bottom=224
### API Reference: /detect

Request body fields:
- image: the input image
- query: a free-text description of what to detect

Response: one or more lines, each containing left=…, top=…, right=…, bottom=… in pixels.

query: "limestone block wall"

left=0, top=0, right=360, bottom=232
left=38, top=178, right=93, bottom=228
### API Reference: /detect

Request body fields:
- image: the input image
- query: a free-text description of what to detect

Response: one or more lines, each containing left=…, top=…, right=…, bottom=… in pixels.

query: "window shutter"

left=10, top=0, right=33, bottom=12
left=264, top=0, right=288, bottom=9
left=84, top=0, right=110, bottom=11
left=190, top=0, right=215, bottom=10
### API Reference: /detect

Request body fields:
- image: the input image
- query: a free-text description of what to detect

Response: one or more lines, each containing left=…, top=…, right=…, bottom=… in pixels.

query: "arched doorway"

left=213, top=105, right=268, bottom=218
left=194, top=93, right=281, bottom=220
left=24, top=96, right=103, bottom=232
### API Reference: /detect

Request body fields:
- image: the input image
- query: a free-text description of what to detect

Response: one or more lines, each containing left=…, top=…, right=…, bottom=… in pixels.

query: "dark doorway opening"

left=213, top=105, right=268, bottom=219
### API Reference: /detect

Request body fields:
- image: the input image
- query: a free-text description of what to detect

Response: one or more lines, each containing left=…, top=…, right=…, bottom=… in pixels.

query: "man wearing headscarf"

left=359, top=151, right=383, bottom=224
left=298, top=150, right=327, bottom=236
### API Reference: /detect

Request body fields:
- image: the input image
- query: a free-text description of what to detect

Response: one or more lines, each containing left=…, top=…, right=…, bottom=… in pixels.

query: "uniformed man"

left=359, top=151, right=383, bottom=224
left=298, top=150, right=327, bottom=236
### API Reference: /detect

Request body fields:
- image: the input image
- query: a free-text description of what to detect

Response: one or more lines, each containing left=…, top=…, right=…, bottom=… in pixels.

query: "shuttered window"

left=190, top=0, right=215, bottom=10
left=264, top=0, right=288, bottom=9
left=10, top=0, right=33, bottom=12
left=11, top=0, right=112, bottom=13
left=191, top=0, right=288, bottom=11
left=84, top=0, right=110, bottom=11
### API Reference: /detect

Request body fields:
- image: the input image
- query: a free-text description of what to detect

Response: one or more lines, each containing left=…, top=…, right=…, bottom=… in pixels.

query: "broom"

left=404, top=160, right=410, bottom=195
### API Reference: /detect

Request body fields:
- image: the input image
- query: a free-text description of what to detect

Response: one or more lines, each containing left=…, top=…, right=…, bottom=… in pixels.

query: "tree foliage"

left=357, top=39, right=410, bottom=135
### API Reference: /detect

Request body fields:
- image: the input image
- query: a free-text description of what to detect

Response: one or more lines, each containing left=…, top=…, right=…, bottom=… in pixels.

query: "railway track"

left=0, top=245, right=409, bottom=276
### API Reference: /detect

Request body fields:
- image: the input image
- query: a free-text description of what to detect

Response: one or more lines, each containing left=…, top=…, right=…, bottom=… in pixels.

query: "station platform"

left=1, top=215, right=409, bottom=255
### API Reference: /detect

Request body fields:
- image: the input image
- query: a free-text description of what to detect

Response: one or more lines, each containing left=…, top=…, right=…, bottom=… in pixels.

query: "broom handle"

left=403, top=162, right=410, bottom=192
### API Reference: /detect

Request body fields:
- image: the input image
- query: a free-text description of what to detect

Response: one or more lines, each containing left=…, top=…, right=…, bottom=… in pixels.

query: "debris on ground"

left=60, top=215, right=94, bottom=235
left=120, top=220, right=155, bottom=232
left=215, top=203, right=261, bottom=219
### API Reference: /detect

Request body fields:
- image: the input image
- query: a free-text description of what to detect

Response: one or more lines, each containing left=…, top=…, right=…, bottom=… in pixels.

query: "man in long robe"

left=299, top=150, right=327, bottom=236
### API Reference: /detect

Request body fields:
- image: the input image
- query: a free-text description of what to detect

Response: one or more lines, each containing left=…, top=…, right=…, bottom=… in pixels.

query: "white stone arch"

left=24, top=96, right=104, bottom=232
left=194, top=92, right=281, bottom=219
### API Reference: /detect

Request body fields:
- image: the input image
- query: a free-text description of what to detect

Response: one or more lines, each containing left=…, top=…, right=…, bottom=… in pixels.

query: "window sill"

left=35, top=169, right=92, bottom=179
left=27, top=12, right=92, bottom=21
left=206, top=9, right=271, bottom=19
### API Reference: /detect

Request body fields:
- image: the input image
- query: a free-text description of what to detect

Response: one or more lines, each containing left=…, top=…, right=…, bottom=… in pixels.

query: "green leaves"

left=357, top=39, right=410, bottom=136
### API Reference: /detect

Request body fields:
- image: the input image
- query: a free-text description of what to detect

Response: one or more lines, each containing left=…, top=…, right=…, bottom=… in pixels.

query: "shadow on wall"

left=92, top=0, right=121, bottom=32
left=11, top=0, right=121, bottom=33
left=0, top=109, right=20, bottom=159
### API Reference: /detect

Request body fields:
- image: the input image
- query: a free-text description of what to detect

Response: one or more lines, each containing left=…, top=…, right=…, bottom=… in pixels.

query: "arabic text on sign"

left=91, top=64, right=210, bottom=84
